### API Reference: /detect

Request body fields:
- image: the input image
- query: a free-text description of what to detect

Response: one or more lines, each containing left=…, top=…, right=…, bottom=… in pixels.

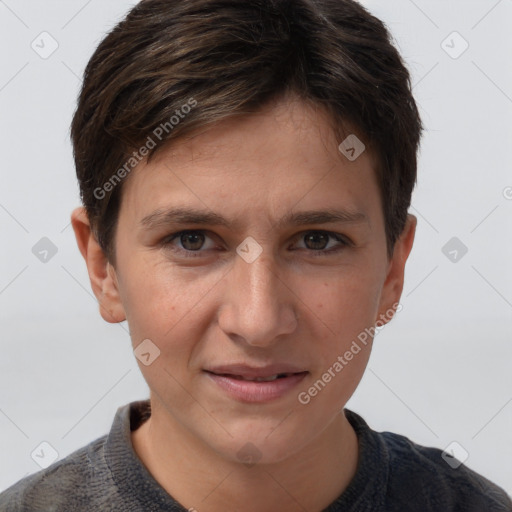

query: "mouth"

left=203, top=365, right=309, bottom=402
left=207, top=372, right=302, bottom=382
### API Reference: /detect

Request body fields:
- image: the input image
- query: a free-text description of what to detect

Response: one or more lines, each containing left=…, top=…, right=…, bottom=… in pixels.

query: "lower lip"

left=205, top=371, right=308, bottom=403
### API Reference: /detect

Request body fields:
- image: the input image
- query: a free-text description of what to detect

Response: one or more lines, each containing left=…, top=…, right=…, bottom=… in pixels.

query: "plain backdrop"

left=0, top=0, right=511, bottom=496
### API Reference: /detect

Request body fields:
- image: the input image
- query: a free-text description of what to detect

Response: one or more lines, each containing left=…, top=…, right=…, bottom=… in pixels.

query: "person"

left=1, top=0, right=510, bottom=510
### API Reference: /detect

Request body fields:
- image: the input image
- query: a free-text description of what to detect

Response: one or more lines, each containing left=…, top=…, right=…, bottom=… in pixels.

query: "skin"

left=71, top=95, right=416, bottom=512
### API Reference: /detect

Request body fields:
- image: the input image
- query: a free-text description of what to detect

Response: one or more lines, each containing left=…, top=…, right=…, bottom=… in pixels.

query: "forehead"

left=118, top=97, right=381, bottom=227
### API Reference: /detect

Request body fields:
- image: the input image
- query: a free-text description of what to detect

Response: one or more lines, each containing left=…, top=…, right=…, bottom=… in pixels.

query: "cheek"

left=118, top=255, right=223, bottom=347
left=307, top=269, right=383, bottom=335
left=300, top=276, right=378, bottom=411
left=301, top=269, right=382, bottom=399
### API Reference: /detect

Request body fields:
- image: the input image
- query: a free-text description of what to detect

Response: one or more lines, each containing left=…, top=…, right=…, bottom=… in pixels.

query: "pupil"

left=181, top=232, right=204, bottom=251
left=305, top=233, right=328, bottom=250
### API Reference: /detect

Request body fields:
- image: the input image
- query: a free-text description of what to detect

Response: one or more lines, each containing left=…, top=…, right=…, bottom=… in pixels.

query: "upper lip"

left=204, top=364, right=308, bottom=378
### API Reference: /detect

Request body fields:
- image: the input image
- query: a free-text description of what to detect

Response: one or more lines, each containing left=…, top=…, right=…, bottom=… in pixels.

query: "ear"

left=375, top=214, right=416, bottom=326
left=70, top=207, right=126, bottom=324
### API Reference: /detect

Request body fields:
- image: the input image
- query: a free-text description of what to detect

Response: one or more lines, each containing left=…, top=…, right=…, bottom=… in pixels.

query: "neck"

left=132, top=399, right=359, bottom=512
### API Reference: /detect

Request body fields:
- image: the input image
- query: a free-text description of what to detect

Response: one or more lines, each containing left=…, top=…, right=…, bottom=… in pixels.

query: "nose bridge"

left=241, top=254, right=278, bottom=309
left=219, top=249, right=297, bottom=345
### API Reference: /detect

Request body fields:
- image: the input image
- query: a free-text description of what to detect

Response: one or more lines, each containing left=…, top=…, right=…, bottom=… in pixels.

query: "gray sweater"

left=1, top=400, right=511, bottom=511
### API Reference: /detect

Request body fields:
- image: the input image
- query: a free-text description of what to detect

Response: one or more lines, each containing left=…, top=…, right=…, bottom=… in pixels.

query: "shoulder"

left=0, top=434, right=118, bottom=512
left=381, top=428, right=512, bottom=511
left=344, top=409, right=512, bottom=511
left=0, top=400, right=161, bottom=512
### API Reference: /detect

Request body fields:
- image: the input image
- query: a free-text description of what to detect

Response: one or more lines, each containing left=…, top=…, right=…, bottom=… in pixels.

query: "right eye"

left=162, top=230, right=219, bottom=257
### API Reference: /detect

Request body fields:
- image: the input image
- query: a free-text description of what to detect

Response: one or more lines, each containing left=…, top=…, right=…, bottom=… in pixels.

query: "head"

left=71, top=0, right=421, bottom=465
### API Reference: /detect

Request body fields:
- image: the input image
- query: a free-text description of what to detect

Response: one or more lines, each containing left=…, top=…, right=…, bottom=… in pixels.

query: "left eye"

left=295, top=231, right=347, bottom=252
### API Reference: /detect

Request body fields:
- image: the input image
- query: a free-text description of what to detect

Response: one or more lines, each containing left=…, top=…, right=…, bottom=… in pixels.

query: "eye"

left=161, top=229, right=351, bottom=258
left=162, top=230, right=218, bottom=256
left=293, top=231, right=350, bottom=254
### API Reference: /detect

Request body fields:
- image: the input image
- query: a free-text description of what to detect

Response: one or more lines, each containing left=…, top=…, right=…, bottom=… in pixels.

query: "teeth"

left=239, top=374, right=283, bottom=382
left=217, top=373, right=293, bottom=381
left=250, top=375, right=279, bottom=382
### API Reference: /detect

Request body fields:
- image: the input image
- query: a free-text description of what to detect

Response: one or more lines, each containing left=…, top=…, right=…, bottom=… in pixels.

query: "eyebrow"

left=139, top=206, right=368, bottom=231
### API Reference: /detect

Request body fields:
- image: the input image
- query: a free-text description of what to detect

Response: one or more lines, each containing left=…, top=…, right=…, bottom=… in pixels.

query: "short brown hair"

left=71, top=0, right=422, bottom=264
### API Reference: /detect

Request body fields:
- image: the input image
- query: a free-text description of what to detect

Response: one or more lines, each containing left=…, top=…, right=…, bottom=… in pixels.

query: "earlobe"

left=70, top=207, right=126, bottom=324
left=375, top=214, right=417, bottom=327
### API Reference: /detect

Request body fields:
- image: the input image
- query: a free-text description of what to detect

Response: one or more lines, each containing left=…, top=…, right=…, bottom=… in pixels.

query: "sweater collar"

left=105, top=400, right=389, bottom=511
left=105, top=399, right=186, bottom=511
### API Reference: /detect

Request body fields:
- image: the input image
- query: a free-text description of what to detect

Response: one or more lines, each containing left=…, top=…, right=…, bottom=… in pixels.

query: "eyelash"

left=160, top=230, right=352, bottom=258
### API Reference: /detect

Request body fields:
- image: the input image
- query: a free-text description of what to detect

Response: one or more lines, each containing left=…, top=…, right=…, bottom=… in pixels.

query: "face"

left=74, top=96, right=415, bottom=465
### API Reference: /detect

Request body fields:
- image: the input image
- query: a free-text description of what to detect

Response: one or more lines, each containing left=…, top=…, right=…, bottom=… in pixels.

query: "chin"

left=207, top=420, right=314, bottom=467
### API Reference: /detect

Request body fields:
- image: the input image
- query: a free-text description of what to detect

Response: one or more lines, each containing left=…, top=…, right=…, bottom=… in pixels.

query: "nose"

left=217, top=249, right=298, bottom=347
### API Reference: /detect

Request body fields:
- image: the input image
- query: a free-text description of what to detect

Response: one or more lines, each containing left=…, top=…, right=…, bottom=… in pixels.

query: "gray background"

left=0, top=0, right=511, bottom=496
